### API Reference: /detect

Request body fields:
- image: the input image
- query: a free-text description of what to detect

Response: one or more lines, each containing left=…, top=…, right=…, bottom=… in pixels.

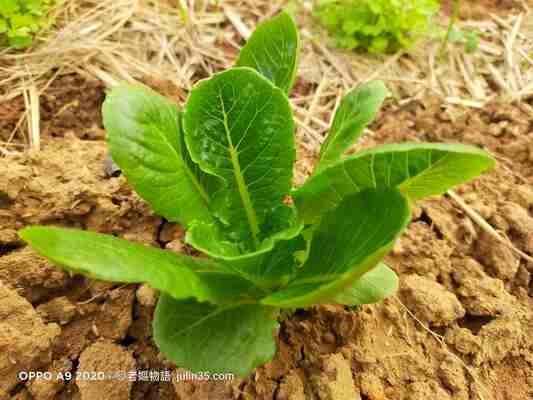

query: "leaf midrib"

left=397, top=150, right=449, bottom=195
left=219, top=92, right=260, bottom=249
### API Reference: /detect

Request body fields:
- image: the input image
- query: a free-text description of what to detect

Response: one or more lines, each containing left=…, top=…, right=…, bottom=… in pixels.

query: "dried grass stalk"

left=0, top=1, right=531, bottom=156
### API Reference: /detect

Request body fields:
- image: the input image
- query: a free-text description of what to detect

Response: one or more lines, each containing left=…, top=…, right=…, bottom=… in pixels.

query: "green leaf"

left=369, top=36, right=389, bottom=53
left=465, top=31, right=479, bottom=53
left=317, top=80, right=389, bottom=171
left=183, top=67, right=295, bottom=249
left=0, top=0, right=20, bottom=17
left=103, top=84, right=215, bottom=227
left=336, top=35, right=359, bottom=49
left=236, top=11, right=300, bottom=94
left=447, top=28, right=465, bottom=43
left=0, top=18, right=8, bottom=33
left=262, top=188, right=410, bottom=308
left=10, top=13, right=38, bottom=30
left=7, top=32, right=33, bottom=48
left=154, top=295, right=278, bottom=376
left=24, top=0, right=43, bottom=15
left=334, top=263, right=399, bottom=306
left=295, top=143, right=495, bottom=223
left=19, top=226, right=262, bottom=303
left=186, top=211, right=305, bottom=287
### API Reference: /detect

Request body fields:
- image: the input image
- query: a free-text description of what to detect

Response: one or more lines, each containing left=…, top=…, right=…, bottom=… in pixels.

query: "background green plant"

left=0, top=0, right=58, bottom=49
left=314, top=0, right=440, bottom=53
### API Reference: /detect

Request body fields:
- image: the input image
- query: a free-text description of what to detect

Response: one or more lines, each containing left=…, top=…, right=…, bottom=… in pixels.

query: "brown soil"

left=440, top=0, right=526, bottom=19
left=1, top=71, right=533, bottom=400
left=0, top=75, right=106, bottom=145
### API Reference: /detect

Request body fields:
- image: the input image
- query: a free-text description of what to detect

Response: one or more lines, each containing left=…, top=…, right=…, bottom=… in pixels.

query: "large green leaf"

left=295, top=143, right=495, bottom=223
left=154, top=295, right=278, bottom=376
left=317, top=80, right=389, bottom=171
left=184, top=202, right=305, bottom=290
left=261, top=188, right=410, bottom=308
left=19, top=226, right=263, bottom=303
left=183, top=67, right=295, bottom=249
left=334, top=263, right=399, bottom=306
left=186, top=214, right=305, bottom=288
left=103, top=84, right=216, bottom=227
left=236, top=11, right=300, bottom=94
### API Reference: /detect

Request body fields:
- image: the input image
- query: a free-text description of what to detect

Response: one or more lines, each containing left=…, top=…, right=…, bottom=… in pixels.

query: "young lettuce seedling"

left=19, top=12, right=495, bottom=376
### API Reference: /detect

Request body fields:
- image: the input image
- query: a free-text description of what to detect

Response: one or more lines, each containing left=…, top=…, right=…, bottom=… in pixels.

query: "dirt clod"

left=136, top=284, right=158, bottom=308
left=311, top=353, right=360, bottom=400
left=400, top=274, right=465, bottom=326
left=386, top=222, right=453, bottom=281
left=475, top=231, right=519, bottom=281
left=499, top=202, right=533, bottom=253
left=27, top=358, right=73, bottom=400
left=276, top=371, right=305, bottom=400
left=438, top=355, right=468, bottom=396
left=445, top=327, right=482, bottom=355
left=77, top=341, right=135, bottom=400
left=95, top=286, right=135, bottom=341
left=0, top=136, right=161, bottom=245
left=453, top=258, right=515, bottom=316
left=36, top=296, right=77, bottom=325
left=0, top=248, right=71, bottom=303
left=0, top=282, right=59, bottom=393
left=476, top=317, right=525, bottom=364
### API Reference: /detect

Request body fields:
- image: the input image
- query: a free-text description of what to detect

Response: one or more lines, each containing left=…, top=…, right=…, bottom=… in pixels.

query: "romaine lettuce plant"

left=19, top=12, right=494, bottom=376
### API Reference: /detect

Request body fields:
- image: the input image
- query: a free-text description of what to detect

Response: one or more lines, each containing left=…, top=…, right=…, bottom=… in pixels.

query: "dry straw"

left=1, top=0, right=532, bottom=157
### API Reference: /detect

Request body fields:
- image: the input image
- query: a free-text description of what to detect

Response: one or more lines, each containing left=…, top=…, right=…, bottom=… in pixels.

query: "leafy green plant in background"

left=314, top=0, right=440, bottom=53
left=20, top=12, right=495, bottom=376
left=0, top=0, right=58, bottom=49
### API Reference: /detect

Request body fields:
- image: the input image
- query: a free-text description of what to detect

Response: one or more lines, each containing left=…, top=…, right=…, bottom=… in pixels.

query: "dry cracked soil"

left=1, top=58, right=533, bottom=400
